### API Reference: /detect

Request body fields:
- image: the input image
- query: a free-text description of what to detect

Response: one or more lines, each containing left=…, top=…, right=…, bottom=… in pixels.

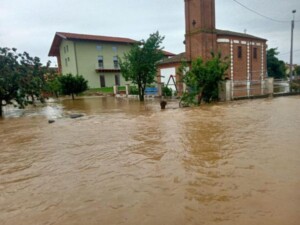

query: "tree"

left=18, top=52, right=50, bottom=104
left=59, top=73, right=88, bottom=100
left=119, top=31, right=164, bottom=101
left=267, top=48, right=286, bottom=79
left=0, top=47, right=49, bottom=117
left=180, top=53, right=229, bottom=106
left=44, top=71, right=61, bottom=98
left=0, top=48, right=20, bottom=117
left=295, top=65, right=300, bottom=76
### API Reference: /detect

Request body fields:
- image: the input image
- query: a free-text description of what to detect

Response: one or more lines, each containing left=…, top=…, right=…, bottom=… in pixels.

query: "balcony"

left=95, top=63, right=120, bottom=73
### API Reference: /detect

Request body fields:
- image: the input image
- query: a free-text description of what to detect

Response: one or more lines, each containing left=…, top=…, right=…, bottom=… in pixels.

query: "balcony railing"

left=95, top=63, right=121, bottom=72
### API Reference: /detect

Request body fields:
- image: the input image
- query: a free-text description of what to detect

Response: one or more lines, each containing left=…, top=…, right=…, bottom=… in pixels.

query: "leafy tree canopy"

left=295, top=65, right=300, bottom=76
left=59, top=73, right=88, bottom=100
left=0, top=47, right=50, bottom=117
left=180, top=53, right=229, bottom=106
left=44, top=71, right=61, bottom=98
left=119, top=31, right=164, bottom=101
left=267, top=48, right=286, bottom=79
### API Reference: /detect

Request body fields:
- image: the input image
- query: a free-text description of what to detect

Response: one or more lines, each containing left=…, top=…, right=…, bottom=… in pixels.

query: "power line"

left=279, top=49, right=300, bottom=56
left=232, top=0, right=299, bottom=23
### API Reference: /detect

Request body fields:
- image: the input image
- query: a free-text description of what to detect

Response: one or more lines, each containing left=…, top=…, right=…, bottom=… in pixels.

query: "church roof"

left=157, top=52, right=187, bottom=65
left=162, top=50, right=176, bottom=57
left=216, top=29, right=267, bottom=41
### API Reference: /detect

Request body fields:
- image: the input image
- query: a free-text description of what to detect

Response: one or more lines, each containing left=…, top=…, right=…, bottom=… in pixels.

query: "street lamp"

left=289, top=10, right=296, bottom=85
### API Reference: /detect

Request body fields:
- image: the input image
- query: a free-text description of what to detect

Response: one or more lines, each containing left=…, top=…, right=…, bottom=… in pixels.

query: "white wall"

left=160, top=68, right=176, bottom=90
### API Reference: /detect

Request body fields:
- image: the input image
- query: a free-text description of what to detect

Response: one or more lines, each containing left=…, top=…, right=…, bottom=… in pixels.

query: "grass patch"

left=83, top=86, right=126, bottom=95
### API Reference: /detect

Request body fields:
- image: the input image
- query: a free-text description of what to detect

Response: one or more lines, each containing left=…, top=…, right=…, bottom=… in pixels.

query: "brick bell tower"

left=185, top=0, right=217, bottom=62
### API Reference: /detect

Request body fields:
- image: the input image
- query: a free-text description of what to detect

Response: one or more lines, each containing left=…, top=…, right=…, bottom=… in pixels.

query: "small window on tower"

left=253, top=48, right=257, bottom=59
left=238, top=46, right=242, bottom=59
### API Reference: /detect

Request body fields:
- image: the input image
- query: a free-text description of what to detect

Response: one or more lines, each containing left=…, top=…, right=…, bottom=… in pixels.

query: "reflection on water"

left=0, top=96, right=300, bottom=225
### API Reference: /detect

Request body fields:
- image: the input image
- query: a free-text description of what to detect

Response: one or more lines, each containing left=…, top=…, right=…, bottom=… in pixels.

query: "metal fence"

left=273, top=79, right=290, bottom=94
left=231, top=80, right=269, bottom=99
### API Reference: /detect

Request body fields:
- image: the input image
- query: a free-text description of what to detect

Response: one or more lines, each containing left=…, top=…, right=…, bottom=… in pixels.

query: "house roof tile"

left=49, top=32, right=176, bottom=57
left=49, top=32, right=138, bottom=56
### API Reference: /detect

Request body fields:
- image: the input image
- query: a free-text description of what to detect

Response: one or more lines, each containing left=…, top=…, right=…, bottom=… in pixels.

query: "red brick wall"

left=184, top=0, right=267, bottom=82
left=186, top=32, right=217, bottom=62
left=234, top=43, right=248, bottom=80
left=217, top=42, right=230, bottom=79
left=217, top=35, right=267, bottom=81
left=185, top=0, right=215, bottom=32
left=185, top=0, right=217, bottom=61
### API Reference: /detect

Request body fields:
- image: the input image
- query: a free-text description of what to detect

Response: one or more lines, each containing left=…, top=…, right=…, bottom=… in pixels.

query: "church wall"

left=217, top=36, right=267, bottom=82
left=216, top=41, right=231, bottom=79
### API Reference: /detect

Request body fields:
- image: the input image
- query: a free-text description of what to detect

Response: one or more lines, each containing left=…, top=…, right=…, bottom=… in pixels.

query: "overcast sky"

left=0, top=0, right=299, bottom=66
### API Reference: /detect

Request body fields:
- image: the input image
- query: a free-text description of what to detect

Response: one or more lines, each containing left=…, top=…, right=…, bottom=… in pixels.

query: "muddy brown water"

left=0, top=96, right=300, bottom=225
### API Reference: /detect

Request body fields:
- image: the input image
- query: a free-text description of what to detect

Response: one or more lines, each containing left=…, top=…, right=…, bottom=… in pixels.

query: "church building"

left=157, top=0, right=268, bottom=95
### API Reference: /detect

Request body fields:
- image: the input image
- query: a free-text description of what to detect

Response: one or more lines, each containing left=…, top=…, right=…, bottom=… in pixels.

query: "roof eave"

left=48, top=32, right=67, bottom=57
left=216, top=29, right=267, bottom=42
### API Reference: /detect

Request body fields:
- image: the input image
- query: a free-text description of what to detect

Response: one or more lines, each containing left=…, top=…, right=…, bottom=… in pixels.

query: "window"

left=115, top=74, right=120, bottom=86
left=100, top=75, right=106, bottom=87
left=238, top=46, right=242, bottom=59
left=113, top=56, right=119, bottom=69
left=66, top=45, right=69, bottom=52
left=253, top=47, right=257, bottom=59
left=96, top=45, right=102, bottom=51
left=112, top=46, right=117, bottom=53
left=68, top=57, right=70, bottom=62
left=65, top=58, right=68, bottom=66
left=98, top=56, right=104, bottom=68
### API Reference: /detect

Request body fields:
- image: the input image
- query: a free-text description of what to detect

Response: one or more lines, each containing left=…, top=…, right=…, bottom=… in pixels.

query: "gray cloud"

left=0, top=0, right=299, bottom=65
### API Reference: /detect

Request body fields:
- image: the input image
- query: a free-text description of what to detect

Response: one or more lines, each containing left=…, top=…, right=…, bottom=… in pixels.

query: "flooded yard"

left=0, top=96, right=300, bottom=225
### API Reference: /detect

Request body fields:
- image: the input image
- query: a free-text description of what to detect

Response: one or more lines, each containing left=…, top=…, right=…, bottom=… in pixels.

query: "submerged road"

left=0, top=96, right=300, bottom=225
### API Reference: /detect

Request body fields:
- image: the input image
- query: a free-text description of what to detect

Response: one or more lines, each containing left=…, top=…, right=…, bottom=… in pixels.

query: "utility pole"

left=290, top=10, right=296, bottom=85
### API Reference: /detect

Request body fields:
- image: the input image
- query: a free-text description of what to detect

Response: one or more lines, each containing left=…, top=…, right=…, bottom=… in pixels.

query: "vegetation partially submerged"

left=119, top=31, right=165, bottom=101
left=0, top=47, right=50, bottom=116
left=179, top=53, right=229, bottom=107
left=0, top=47, right=89, bottom=117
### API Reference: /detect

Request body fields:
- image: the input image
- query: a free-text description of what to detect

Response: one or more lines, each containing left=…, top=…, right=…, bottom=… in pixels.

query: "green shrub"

left=162, top=87, right=173, bottom=96
left=129, top=86, right=139, bottom=95
left=59, top=73, right=88, bottom=100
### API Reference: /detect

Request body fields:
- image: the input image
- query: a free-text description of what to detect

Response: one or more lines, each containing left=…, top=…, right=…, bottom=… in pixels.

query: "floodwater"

left=0, top=96, right=300, bottom=225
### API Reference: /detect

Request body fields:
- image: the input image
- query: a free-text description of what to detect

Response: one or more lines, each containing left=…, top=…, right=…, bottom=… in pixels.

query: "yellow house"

left=48, top=32, right=138, bottom=88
